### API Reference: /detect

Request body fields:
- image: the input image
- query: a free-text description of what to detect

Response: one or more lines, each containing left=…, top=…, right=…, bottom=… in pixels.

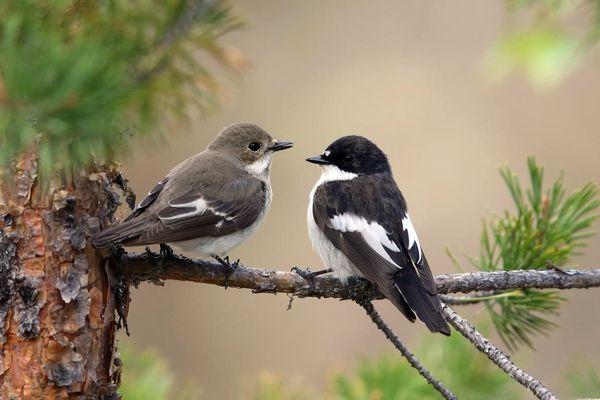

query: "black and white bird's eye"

left=248, top=142, right=261, bottom=151
left=343, top=154, right=353, bottom=162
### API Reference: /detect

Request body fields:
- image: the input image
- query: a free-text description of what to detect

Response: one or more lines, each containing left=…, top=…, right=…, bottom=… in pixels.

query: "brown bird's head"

left=208, top=122, right=293, bottom=177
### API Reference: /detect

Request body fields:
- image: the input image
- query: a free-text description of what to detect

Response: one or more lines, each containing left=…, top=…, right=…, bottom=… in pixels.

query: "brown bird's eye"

left=248, top=142, right=261, bottom=151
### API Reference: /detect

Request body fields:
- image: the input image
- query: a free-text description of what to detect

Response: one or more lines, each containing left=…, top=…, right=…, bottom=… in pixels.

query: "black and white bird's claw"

left=291, top=266, right=316, bottom=280
left=291, top=267, right=320, bottom=291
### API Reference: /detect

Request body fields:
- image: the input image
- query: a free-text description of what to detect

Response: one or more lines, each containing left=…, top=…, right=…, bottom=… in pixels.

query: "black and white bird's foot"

left=213, top=255, right=240, bottom=289
left=291, top=267, right=333, bottom=291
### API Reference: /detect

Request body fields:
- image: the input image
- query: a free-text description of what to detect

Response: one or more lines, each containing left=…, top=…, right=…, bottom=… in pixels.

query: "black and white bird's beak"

left=306, top=155, right=331, bottom=165
left=268, top=141, right=294, bottom=152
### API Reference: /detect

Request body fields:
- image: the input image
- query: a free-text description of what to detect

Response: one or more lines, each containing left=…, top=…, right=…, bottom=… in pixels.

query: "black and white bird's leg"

left=291, top=266, right=333, bottom=291
left=213, top=255, right=240, bottom=289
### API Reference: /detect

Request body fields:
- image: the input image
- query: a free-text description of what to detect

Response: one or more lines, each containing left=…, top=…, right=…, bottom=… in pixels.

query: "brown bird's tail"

left=393, top=267, right=451, bottom=336
left=91, top=217, right=149, bottom=249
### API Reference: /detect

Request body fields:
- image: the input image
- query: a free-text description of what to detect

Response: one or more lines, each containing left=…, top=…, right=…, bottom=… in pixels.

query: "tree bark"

left=0, top=153, right=123, bottom=399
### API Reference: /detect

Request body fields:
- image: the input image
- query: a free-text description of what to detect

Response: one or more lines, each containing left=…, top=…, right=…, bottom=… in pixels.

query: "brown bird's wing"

left=92, top=153, right=268, bottom=248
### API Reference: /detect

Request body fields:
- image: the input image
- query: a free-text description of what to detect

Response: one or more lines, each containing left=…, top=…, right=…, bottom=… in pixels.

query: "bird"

left=92, top=122, right=293, bottom=268
left=304, top=135, right=450, bottom=335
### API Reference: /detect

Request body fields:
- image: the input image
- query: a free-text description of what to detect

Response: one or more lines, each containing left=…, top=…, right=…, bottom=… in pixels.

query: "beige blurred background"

left=120, top=1, right=600, bottom=398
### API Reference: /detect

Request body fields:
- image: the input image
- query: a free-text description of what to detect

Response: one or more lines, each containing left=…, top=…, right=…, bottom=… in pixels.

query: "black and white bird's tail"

left=393, top=267, right=451, bottom=336
left=91, top=217, right=149, bottom=249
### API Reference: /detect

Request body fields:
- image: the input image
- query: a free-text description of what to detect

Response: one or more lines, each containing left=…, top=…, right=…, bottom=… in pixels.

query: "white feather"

left=173, top=183, right=273, bottom=256
left=307, top=168, right=360, bottom=282
left=330, top=213, right=401, bottom=266
left=159, top=198, right=231, bottom=221
left=402, top=213, right=422, bottom=262
left=245, top=156, right=271, bottom=177
left=318, top=165, right=358, bottom=183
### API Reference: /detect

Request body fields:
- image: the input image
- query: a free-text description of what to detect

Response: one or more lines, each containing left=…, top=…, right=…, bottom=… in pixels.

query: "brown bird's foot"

left=213, top=255, right=240, bottom=289
left=291, top=267, right=333, bottom=291
left=158, top=243, right=174, bottom=272
left=159, top=243, right=174, bottom=258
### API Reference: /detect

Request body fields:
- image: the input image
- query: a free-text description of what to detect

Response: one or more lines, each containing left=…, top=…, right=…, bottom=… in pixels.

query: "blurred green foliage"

left=330, top=332, right=518, bottom=400
left=119, top=339, right=600, bottom=399
left=120, top=331, right=520, bottom=400
left=566, top=363, right=600, bottom=398
left=0, top=0, right=242, bottom=174
left=490, top=0, right=600, bottom=87
left=450, top=158, right=600, bottom=350
left=119, top=342, right=202, bottom=400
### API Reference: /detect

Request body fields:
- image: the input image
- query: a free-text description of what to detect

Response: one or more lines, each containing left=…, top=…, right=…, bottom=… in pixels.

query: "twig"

left=440, top=290, right=523, bottom=305
left=117, top=250, right=600, bottom=299
left=355, top=298, right=457, bottom=400
left=441, top=303, right=558, bottom=400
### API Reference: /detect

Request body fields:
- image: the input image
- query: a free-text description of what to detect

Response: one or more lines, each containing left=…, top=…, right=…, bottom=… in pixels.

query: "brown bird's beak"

left=268, top=141, right=294, bottom=152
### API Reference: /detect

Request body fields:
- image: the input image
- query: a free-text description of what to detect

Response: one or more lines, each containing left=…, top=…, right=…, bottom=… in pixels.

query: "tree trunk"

left=0, top=153, right=123, bottom=399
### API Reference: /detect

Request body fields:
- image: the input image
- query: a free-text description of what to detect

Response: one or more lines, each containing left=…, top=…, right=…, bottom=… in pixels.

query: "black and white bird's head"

left=306, top=135, right=390, bottom=176
left=209, top=122, right=293, bottom=177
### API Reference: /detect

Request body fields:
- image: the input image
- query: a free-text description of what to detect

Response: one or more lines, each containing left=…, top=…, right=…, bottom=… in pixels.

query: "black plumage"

left=307, top=136, right=450, bottom=335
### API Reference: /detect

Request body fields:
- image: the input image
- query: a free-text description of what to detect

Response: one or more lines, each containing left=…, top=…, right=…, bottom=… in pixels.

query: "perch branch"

left=441, top=303, right=557, bottom=400
left=117, top=250, right=600, bottom=298
left=355, top=297, right=457, bottom=400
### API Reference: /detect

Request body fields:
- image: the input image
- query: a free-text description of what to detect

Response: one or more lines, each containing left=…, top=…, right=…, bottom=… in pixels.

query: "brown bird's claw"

left=158, top=243, right=174, bottom=273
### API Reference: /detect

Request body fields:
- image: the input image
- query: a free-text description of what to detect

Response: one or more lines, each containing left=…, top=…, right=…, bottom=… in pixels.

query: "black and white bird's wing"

left=312, top=178, right=449, bottom=335
left=396, top=213, right=438, bottom=296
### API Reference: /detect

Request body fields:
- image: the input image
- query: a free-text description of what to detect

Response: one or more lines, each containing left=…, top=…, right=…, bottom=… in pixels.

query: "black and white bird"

left=305, top=135, right=450, bottom=335
left=92, top=123, right=293, bottom=263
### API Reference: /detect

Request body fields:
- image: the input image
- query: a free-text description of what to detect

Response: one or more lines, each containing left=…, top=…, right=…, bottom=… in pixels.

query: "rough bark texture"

left=119, top=250, right=600, bottom=298
left=0, top=153, right=124, bottom=399
left=441, top=304, right=557, bottom=400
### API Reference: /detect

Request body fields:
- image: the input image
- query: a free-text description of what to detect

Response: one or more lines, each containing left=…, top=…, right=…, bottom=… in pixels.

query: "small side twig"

left=441, top=303, right=557, bottom=400
left=355, top=297, right=457, bottom=400
left=440, top=290, right=523, bottom=305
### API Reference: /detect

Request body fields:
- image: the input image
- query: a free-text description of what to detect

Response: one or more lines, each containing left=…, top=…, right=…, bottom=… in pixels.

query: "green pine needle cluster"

left=567, top=364, right=600, bottom=398
left=331, top=332, right=518, bottom=400
left=458, top=157, right=600, bottom=350
left=0, top=0, right=242, bottom=175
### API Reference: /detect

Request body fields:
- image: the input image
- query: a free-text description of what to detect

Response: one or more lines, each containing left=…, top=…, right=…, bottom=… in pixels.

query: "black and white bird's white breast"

left=307, top=165, right=365, bottom=282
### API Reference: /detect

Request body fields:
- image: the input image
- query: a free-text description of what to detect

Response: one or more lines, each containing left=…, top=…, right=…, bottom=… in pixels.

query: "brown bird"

left=93, top=123, right=293, bottom=265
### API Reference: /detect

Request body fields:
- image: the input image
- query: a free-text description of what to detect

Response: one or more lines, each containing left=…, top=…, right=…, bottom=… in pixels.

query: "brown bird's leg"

left=158, top=243, right=174, bottom=272
left=213, top=255, right=240, bottom=289
left=291, top=267, right=333, bottom=291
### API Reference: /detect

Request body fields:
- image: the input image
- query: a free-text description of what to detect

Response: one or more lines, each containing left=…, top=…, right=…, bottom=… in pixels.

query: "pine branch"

left=117, top=250, right=600, bottom=297
left=157, top=0, right=217, bottom=48
left=441, top=303, right=557, bottom=400
left=354, top=298, right=457, bottom=400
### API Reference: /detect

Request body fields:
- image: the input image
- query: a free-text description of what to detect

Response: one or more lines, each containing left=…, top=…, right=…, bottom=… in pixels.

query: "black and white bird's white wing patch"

left=398, top=213, right=437, bottom=296
left=312, top=177, right=449, bottom=335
